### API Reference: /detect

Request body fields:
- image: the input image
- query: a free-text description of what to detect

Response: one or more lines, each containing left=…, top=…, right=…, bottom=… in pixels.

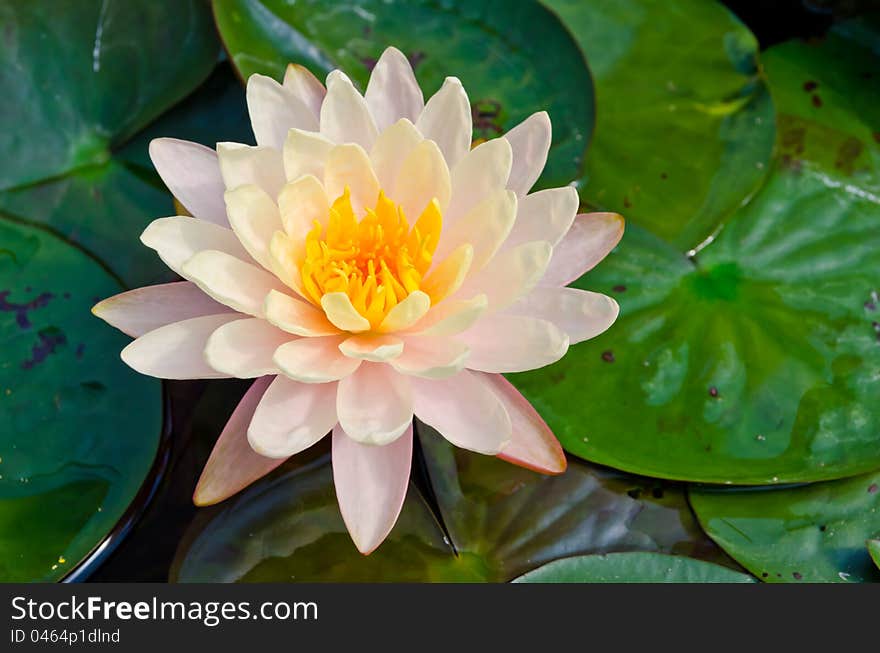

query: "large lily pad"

left=212, top=0, right=594, bottom=189
left=513, top=552, right=755, bottom=583
left=510, top=18, right=880, bottom=484
left=542, top=0, right=776, bottom=249
left=690, top=471, right=880, bottom=583
left=171, top=424, right=728, bottom=582
left=0, top=216, right=162, bottom=582
left=0, top=0, right=219, bottom=191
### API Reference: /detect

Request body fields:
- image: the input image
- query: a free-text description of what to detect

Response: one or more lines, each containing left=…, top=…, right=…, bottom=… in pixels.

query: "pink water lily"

left=93, top=47, right=623, bottom=554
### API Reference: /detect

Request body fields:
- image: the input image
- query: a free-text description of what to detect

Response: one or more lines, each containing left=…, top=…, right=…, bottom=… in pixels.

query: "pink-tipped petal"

left=336, top=363, right=412, bottom=445
left=504, top=186, right=579, bottom=250
left=415, top=77, right=471, bottom=168
left=283, top=63, right=326, bottom=119
left=504, top=111, right=551, bottom=197
left=446, top=138, right=512, bottom=223
left=540, top=212, right=625, bottom=287
left=507, top=287, right=620, bottom=345
left=273, top=335, right=362, bottom=383
left=193, top=376, right=286, bottom=506
left=92, top=281, right=232, bottom=338
left=204, top=317, right=289, bottom=378
left=248, top=376, right=338, bottom=458
left=332, top=423, right=413, bottom=555
left=149, top=138, right=228, bottom=226
left=459, top=314, right=569, bottom=373
left=480, top=373, right=567, bottom=474
left=320, top=70, right=379, bottom=150
left=411, top=370, right=511, bottom=455
left=365, top=47, right=424, bottom=131
left=247, top=74, right=319, bottom=149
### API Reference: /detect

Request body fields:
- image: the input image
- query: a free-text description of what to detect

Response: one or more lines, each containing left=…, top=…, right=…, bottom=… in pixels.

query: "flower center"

left=300, top=189, right=442, bottom=328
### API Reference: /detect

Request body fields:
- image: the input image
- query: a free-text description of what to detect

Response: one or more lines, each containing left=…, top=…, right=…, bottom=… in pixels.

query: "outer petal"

left=459, top=314, right=569, bottom=373
left=365, top=47, right=424, bottom=131
left=434, top=189, right=516, bottom=271
left=504, top=186, right=579, bottom=250
left=507, top=288, right=619, bottom=345
left=411, top=371, right=511, bottom=454
left=204, top=317, right=289, bottom=378
left=320, top=70, right=379, bottom=149
left=339, top=334, right=404, bottom=362
left=336, top=363, right=412, bottom=445
left=283, top=128, right=334, bottom=182
left=182, top=250, right=288, bottom=317
left=406, top=294, right=488, bottom=337
left=446, top=138, right=512, bottom=223
left=540, top=212, right=625, bottom=287
left=149, top=138, right=228, bottom=226
left=415, top=77, right=471, bottom=168
left=390, top=139, right=451, bottom=219
left=224, top=184, right=283, bottom=270
left=273, top=335, right=361, bottom=383
left=247, top=74, right=319, bottom=149
left=216, top=142, right=286, bottom=199
left=140, top=217, right=249, bottom=277
left=193, top=376, right=287, bottom=506
left=481, top=373, right=567, bottom=474
left=391, top=336, right=469, bottom=379
left=264, top=289, right=340, bottom=337
left=456, top=240, right=551, bottom=311
left=504, top=111, right=551, bottom=197
left=248, top=375, right=338, bottom=458
left=92, top=281, right=231, bottom=338
left=120, top=314, right=240, bottom=379
left=370, top=118, right=423, bottom=189
left=283, top=63, right=326, bottom=119
left=332, top=423, right=412, bottom=555
left=324, top=143, right=380, bottom=215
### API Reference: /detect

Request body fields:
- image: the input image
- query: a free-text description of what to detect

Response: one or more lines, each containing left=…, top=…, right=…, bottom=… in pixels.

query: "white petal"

left=390, top=336, right=469, bottom=379
left=504, top=111, right=551, bottom=197
left=339, top=334, right=404, bottom=362
left=540, top=212, right=625, bottom=287
left=434, top=189, right=516, bottom=271
left=370, top=118, right=423, bottom=189
left=446, top=138, right=512, bottom=223
left=389, top=139, right=451, bottom=219
left=140, top=216, right=249, bottom=277
left=248, top=376, right=337, bottom=458
left=459, top=313, right=569, bottom=373
left=216, top=142, right=285, bottom=200
left=336, top=363, right=412, bottom=445
left=507, top=288, right=619, bottom=345
left=204, top=317, right=290, bottom=378
left=504, top=186, right=579, bottom=250
left=224, top=184, right=283, bottom=270
left=321, top=292, right=371, bottom=332
left=456, top=240, right=552, bottom=311
left=277, top=174, right=330, bottom=240
left=411, top=371, right=511, bottom=454
left=149, top=138, right=228, bottom=226
left=324, top=143, right=380, bottom=214
left=320, top=70, right=379, bottom=149
left=283, top=128, right=334, bottom=182
left=120, top=314, right=240, bottom=379
left=247, top=74, right=319, bottom=149
left=406, top=294, right=488, bottom=337
left=378, top=290, right=431, bottom=333
left=415, top=77, right=471, bottom=168
left=365, top=47, right=425, bottom=131
left=332, top=423, right=412, bottom=555
left=264, top=289, right=339, bottom=336
left=92, top=281, right=232, bottom=338
left=273, top=335, right=362, bottom=383
left=182, top=250, right=288, bottom=317
left=283, top=63, right=326, bottom=119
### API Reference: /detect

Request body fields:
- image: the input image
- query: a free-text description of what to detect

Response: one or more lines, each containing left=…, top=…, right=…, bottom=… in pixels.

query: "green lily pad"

left=510, top=19, right=880, bottom=484
left=171, top=424, right=729, bottom=582
left=542, top=0, right=775, bottom=249
left=212, top=0, right=594, bottom=188
left=0, top=0, right=219, bottom=191
left=690, top=472, right=880, bottom=583
left=868, top=539, right=880, bottom=570
left=0, top=216, right=162, bottom=582
left=512, top=552, right=755, bottom=583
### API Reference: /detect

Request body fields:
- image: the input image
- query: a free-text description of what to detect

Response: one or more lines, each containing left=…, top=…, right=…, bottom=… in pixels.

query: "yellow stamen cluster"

left=300, top=189, right=442, bottom=328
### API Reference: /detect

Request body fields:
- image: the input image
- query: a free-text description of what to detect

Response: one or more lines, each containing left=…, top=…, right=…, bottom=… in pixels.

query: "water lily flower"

left=93, top=47, right=623, bottom=554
